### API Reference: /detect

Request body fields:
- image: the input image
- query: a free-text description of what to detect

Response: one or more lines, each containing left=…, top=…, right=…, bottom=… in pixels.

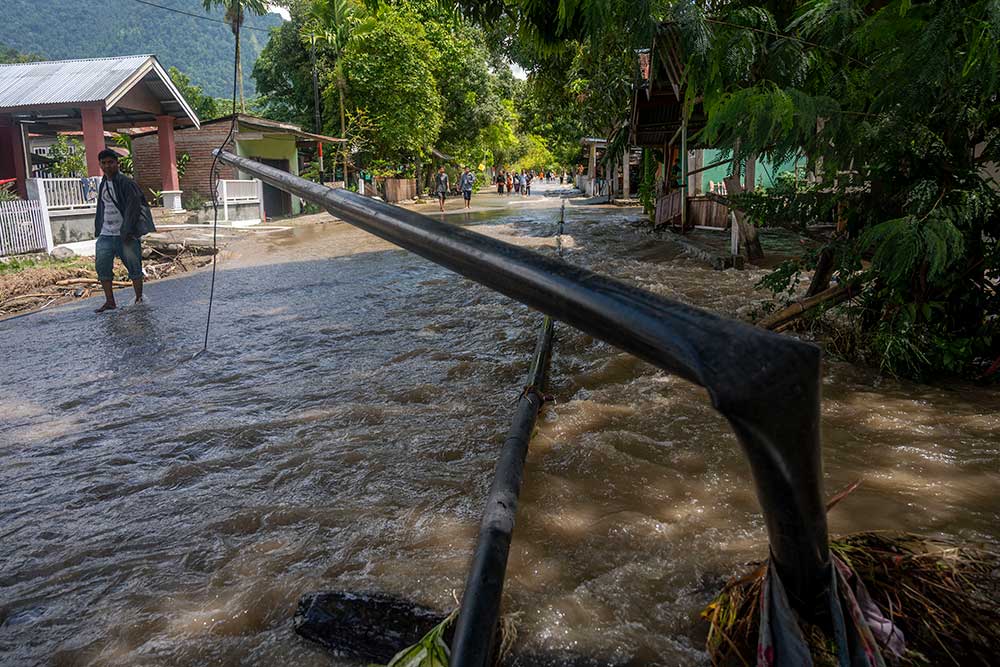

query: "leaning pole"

left=214, top=149, right=830, bottom=625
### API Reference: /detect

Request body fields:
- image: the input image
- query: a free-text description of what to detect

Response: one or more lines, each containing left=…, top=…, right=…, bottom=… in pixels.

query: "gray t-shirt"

left=459, top=172, right=475, bottom=191
left=434, top=172, right=449, bottom=194
left=100, top=181, right=123, bottom=236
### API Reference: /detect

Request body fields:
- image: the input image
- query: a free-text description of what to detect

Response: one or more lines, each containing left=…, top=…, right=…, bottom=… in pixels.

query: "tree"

left=303, top=0, right=362, bottom=182
left=665, top=1, right=1000, bottom=379
left=168, top=66, right=222, bottom=121
left=202, top=0, right=270, bottom=110
left=338, top=7, right=442, bottom=166
left=0, top=44, right=41, bottom=64
left=513, top=134, right=555, bottom=172
left=252, top=6, right=317, bottom=128
left=48, top=136, right=86, bottom=177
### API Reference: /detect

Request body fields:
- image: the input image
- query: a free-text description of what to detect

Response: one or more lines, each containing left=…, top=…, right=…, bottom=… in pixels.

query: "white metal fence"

left=218, top=179, right=259, bottom=202
left=216, top=179, right=264, bottom=225
left=0, top=200, right=53, bottom=256
left=38, top=177, right=99, bottom=210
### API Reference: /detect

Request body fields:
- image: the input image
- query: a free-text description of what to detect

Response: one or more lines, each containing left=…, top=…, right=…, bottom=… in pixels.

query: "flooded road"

left=2, top=185, right=997, bottom=665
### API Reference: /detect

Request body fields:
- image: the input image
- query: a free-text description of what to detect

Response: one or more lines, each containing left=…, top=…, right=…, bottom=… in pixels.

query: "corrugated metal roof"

left=0, top=55, right=154, bottom=109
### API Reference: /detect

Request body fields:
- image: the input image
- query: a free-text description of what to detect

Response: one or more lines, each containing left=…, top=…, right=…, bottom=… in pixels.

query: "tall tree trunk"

left=339, top=83, right=347, bottom=186
left=806, top=246, right=836, bottom=296
left=236, top=38, right=245, bottom=112
left=723, top=175, right=764, bottom=260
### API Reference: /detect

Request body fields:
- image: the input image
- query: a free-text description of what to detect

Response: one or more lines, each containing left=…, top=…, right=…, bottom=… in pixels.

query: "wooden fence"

left=0, top=200, right=51, bottom=256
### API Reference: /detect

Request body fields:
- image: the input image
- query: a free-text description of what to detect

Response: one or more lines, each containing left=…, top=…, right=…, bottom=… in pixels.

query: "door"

left=256, top=158, right=292, bottom=218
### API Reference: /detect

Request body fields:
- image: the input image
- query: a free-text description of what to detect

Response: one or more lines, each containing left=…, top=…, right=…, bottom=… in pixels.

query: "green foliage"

left=384, top=609, right=456, bottom=667
left=48, top=136, right=86, bottom=178
left=169, top=66, right=223, bottom=121
left=0, top=43, right=41, bottom=64
left=513, top=133, right=554, bottom=172
left=339, top=6, right=442, bottom=163
left=177, top=152, right=191, bottom=181
left=113, top=134, right=133, bottom=176
left=638, top=148, right=656, bottom=215
left=0, top=183, right=20, bottom=202
left=668, top=0, right=1000, bottom=380
left=182, top=191, right=208, bottom=210
left=252, top=7, right=319, bottom=128
left=1, top=0, right=282, bottom=97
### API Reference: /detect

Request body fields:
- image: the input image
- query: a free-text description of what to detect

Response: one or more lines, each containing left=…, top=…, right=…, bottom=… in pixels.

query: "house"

left=630, top=25, right=803, bottom=231
left=0, top=54, right=199, bottom=244
left=130, top=114, right=346, bottom=220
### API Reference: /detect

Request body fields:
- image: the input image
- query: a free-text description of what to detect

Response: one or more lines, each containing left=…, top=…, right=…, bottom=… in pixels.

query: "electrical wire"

left=130, top=0, right=273, bottom=32
left=202, top=11, right=243, bottom=352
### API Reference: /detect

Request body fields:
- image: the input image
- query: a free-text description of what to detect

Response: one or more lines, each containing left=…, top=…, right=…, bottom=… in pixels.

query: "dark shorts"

left=95, top=234, right=142, bottom=281
left=437, top=191, right=446, bottom=201
left=462, top=190, right=472, bottom=201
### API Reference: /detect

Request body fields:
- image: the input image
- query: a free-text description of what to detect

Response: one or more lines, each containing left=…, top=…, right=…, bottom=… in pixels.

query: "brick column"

left=81, top=105, right=105, bottom=177
left=156, top=115, right=183, bottom=210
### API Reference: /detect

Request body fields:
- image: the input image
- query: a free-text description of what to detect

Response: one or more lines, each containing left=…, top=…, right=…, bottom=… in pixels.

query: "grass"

left=0, top=254, right=90, bottom=276
left=702, top=532, right=1000, bottom=666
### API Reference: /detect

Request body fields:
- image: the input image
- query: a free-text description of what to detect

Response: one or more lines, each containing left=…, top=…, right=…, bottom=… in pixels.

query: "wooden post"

left=587, top=142, right=597, bottom=196
left=680, top=121, right=688, bottom=231
left=622, top=146, right=630, bottom=198
left=745, top=154, right=757, bottom=191
left=688, top=149, right=703, bottom=195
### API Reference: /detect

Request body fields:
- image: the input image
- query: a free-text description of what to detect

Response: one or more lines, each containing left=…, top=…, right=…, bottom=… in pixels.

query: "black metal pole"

left=451, top=316, right=554, bottom=667
left=213, top=150, right=830, bottom=618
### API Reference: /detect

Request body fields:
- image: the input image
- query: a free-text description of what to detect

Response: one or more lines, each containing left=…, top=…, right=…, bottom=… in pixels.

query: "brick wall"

left=132, top=124, right=237, bottom=205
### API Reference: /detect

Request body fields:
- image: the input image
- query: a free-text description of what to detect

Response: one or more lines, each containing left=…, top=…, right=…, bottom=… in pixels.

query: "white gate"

left=0, top=200, right=53, bottom=256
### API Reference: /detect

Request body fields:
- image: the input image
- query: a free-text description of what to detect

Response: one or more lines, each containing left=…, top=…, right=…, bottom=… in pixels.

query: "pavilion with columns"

left=0, top=54, right=199, bottom=213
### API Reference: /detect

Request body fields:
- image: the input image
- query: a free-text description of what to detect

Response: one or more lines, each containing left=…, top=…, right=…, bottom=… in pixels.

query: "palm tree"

left=202, top=0, right=269, bottom=112
left=301, top=0, right=359, bottom=184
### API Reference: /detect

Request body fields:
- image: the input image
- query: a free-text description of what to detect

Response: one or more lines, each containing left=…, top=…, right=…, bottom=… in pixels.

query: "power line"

left=130, top=0, right=275, bottom=33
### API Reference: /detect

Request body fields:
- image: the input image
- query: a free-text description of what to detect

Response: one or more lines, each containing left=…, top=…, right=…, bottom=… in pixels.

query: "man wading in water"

left=459, top=165, right=475, bottom=209
left=93, top=149, right=156, bottom=312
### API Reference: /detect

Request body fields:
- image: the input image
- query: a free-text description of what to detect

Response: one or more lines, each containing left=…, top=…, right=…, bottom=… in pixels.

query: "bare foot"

left=94, top=302, right=117, bottom=313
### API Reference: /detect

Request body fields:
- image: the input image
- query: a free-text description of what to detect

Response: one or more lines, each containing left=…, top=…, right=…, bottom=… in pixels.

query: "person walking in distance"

left=93, top=148, right=156, bottom=313
left=434, top=166, right=449, bottom=212
left=505, top=172, right=513, bottom=195
left=525, top=170, right=533, bottom=196
left=496, top=170, right=505, bottom=196
left=459, top=166, right=475, bottom=209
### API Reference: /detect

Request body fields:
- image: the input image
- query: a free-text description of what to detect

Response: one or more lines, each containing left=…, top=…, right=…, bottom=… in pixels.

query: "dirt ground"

left=0, top=241, right=214, bottom=318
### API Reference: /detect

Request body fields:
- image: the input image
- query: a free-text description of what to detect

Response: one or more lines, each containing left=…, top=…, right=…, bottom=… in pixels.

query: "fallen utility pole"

left=214, top=150, right=830, bottom=635
left=451, top=315, right=554, bottom=666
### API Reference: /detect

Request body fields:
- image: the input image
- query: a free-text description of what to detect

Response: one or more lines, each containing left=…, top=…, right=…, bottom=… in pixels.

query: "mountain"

left=0, top=0, right=284, bottom=98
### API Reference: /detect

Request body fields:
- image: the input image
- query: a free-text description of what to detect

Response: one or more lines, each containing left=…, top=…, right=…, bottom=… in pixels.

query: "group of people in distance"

left=431, top=165, right=572, bottom=213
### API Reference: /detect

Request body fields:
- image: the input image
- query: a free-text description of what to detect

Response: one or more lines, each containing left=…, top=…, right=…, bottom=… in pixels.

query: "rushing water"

left=1, top=185, right=997, bottom=666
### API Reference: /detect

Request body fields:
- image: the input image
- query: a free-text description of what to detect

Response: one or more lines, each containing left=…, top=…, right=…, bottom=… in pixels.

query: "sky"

left=268, top=3, right=290, bottom=20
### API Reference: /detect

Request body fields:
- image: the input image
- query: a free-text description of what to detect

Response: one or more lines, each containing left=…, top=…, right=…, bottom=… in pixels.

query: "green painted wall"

left=235, top=133, right=301, bottom=215
left=699, top=150, right=799, bottom=191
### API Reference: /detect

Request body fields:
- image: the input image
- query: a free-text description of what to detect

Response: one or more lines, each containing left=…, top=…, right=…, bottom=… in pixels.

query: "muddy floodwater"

left=2, top=186, right=998, bottom=666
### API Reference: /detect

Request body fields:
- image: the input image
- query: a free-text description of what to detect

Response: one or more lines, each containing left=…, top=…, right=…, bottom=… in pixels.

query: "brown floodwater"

left=1, top=184, right=997, bottom=666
